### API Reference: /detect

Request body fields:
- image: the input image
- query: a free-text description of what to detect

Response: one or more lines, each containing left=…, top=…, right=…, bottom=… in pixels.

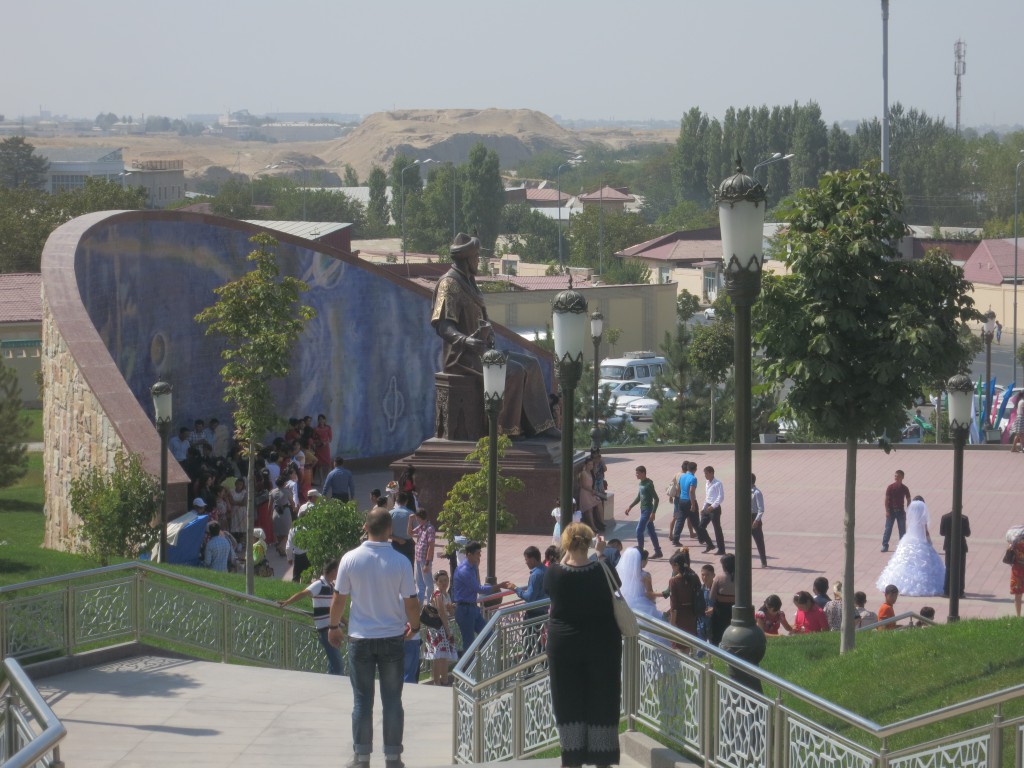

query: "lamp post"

left=751, top=152, right=795, bottom=184
left=590, top=311, right=604, bottom=450
left=552, top=281, right=589, bottom=530
left=482, top=347, right=507, bottom=585
left=556, top=155, right=583, bottom=272
left=982, top=311, right=996, bottom=430
left=881, top=0, right=890, bottom=174
left=716, top=155, right=767, bottom=687
left=401, top=158, right=434, bottom=271
left=946, top=373, right=973, bottom=622
left=151, top=381, right=173, bottom=564
left=1013, top=153, right=1024, bottom=385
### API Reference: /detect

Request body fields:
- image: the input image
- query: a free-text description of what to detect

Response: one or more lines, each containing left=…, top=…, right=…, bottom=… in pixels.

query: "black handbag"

left=420, top=603, right=443, bottom=630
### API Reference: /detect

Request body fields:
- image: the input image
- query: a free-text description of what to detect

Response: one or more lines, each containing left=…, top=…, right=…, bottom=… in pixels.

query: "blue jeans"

left=348, top=635, right=405, bottom=758
left=882, top=509, right=907, bottom=549
left=455, top=603, right=486, bottom=653
left=415, top=559, right=432, bottom=603
left=317, top=627, right=344, bottom=676
left=636, top=507, right=661, bottom=554
left=403, top=637, right=421, bottom=683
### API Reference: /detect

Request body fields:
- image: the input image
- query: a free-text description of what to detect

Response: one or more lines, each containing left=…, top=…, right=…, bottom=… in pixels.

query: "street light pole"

left=716, top=155, right=767, bottom=688
left=590, top=311, right=604, bottom=450
left=151, top=381, right=173, bottom=564
left=401, top=159, right=434, bottom=272
left=552, top=281, right=589, bottom=530
left=1014, top=154, right=1024, bottom=386
left=751, top=153, right=795, bottom=185
left=556, top=155, right=583, bottom=272
left=983, top=311, right=996, bottom=430
left=482, top=348, right=507, bottom=585
left=946, top=373, right=973, bottom=622
left=880, top=0, right=890, bottom=175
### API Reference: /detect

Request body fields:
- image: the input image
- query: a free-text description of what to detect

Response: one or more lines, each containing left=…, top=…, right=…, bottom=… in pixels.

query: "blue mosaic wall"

left=74, top=214, right=551, bottom=459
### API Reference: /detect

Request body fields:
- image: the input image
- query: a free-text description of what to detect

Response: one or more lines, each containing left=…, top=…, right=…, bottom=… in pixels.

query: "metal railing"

left=1, top=657, right=64, bottom=768
left=0, top=562, right=337, bottom=672
left=451, top=601, right=1024, bottom=767
left=0, top=562, right=341, bottom=766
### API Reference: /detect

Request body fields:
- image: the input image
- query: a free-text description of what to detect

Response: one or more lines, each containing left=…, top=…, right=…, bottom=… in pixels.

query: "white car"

left=703, top=307, right=716, bottom=320
left=608, top=382, right=653, bottom=414
left=623, top=388, right=678, bottom=420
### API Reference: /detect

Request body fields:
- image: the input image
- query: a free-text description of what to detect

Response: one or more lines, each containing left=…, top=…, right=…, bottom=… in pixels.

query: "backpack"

left=666, top=473, right=681, bottom=500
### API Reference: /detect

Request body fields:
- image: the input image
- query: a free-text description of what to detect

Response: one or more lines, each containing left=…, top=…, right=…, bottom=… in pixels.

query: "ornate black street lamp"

left=482, top=347, right=507, bottom=585
left=590, top=311, right=604, bottom=450
left=552, top=282, right=588, bottom=530
left=946, top=373, right=973, bottom=622
left=716, top=156, right=767, bottom=686
left=151, top=381, right=173, bottom=564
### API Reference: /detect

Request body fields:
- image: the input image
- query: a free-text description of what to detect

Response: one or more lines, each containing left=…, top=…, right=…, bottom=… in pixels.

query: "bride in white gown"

left=876, top=497, right=946, bottom=596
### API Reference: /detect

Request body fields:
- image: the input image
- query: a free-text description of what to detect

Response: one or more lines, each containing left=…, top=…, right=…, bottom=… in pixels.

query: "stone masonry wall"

left=42, top=297, right=126, bottom=550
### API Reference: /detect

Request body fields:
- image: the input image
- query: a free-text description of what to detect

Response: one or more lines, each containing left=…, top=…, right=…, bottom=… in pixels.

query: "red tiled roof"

left=525, top=188, right=569, bottom=203
left=579, top=186, right=635, bottom=203
left=962, top=239, right=1019, bottom=285
left=0, top=273, right=42, bottom=323
left=616, top=228, right=723, bottom=263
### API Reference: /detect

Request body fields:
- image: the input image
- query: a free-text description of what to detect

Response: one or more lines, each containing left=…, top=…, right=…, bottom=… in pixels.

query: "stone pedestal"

left=392, top=438, right=586, bottom=534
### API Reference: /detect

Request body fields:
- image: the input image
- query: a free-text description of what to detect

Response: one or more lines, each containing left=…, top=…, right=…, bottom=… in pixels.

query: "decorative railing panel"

left=3, top=592, right=66, bottom=660
left=143, top=582, right=222, bottom=653
left=452, top=601, right=1024, bottom=767
left=74, top=578, right=135, bottom=645
left=228, top=603, right=283, bottom=667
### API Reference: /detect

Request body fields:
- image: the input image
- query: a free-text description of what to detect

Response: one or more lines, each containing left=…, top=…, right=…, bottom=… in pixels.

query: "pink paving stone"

left=481, top=445, right=1024, bottom=623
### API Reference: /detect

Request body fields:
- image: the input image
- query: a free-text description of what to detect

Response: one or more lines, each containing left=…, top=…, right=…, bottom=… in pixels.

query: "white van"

left=598, top=351, right=669, bottom=387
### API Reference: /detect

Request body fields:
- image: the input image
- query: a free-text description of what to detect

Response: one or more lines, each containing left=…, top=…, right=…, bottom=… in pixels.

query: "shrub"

left=69, top=451, right=162, bottom=564
left=292, top=497, right=365, bottom=580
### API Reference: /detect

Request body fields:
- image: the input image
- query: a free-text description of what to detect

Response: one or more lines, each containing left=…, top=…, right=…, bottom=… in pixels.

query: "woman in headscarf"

left=876, top=496, right=945, bottom=596
left=615, top=547, right=660, bottom=618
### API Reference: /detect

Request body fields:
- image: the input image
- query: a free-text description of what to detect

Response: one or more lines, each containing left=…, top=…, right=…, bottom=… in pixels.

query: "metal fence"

left=0, top=562, right=336, bottom=673
left=0, top=657, right=65, bottom=768
left=451, top=601, right=1024, bottom=767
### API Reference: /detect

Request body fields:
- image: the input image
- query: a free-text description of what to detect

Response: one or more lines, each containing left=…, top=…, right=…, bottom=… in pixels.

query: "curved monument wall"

left=41, top=210, right=551, bottom=551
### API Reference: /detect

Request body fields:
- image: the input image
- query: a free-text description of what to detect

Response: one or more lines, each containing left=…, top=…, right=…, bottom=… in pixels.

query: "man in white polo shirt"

left=329, top=509, right=419, bottom=768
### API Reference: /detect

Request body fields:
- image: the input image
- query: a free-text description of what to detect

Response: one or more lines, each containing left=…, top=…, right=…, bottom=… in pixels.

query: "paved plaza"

left=31, top=443, right=1023, bottom=767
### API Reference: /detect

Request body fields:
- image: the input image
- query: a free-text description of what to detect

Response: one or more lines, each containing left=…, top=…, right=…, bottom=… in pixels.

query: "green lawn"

left=19, top=408, right=42, bottom=443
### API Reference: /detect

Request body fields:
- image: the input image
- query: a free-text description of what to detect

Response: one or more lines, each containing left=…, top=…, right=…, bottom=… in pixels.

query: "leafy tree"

left=69, top=451, right=162, bottom=565
left=567, top=206, right=654, bottom=275
left=411, top=163, right=459, bottom=256
left=95, top=112, right=118, bottom=130
left=461, top=143, right=505, bottom=254
left=654, top=200, right=718, bottom=233
left=604, top=328, right=622, bottom=355
left=365, top=165, right=391, bottom=237
left=195, top=233, right=316, bottom=594
left=437, top=436, right=524, bottom=555
left=676, top=289, right=700, bottom=322
left=342, top=164, right=359, bottom=187
left=688, top=321, right=734, bottom=443
left=0, top=359, right=28, bottom=487
left=754, top=165, right=980, bottom=653
left=271, top=187, right=366, bottom=234
left=604, top=257, right=651, bottom=286
left=210, top=179, right=256, bottom=219
left=390, top=153, right=425, bottom=252
left=52, top=177, right=148, bottom=217
left=500, top=202, right=559, bottom=264
left=649, top=322, right=698, bottom=443
left=0, top=137, right=48, bottom=190
left=292, top=497, right=365, bottom=580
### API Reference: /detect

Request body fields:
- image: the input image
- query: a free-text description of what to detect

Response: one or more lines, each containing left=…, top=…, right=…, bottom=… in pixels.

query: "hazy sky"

left=7, top=1, right=1022, bottom=129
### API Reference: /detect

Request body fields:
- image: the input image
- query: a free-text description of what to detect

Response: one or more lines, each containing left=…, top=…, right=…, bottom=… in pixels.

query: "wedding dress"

left=876, top=499, right=946, bottom=596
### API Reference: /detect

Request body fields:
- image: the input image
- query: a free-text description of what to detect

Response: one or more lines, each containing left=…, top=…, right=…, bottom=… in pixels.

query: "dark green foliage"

left=291, top=497, right=365, bottom=581
left=365, top=165, right=391, bottom=237
left=567, top=206, right=654, bottom=279
left=0, top=137, right=48, bottom=189
left=0, top=361, right=29, bottom=488
left=69, top=451, right=162, bottom=565
left=500, top=203, right=560, bottom=264
left=461, top=143, right=504, bottom=254
left=437, top=436, right=523, bottom=554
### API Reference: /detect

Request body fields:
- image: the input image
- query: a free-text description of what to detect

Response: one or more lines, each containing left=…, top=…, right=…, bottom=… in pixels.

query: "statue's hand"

left=464, top=336, right=487, bottom=356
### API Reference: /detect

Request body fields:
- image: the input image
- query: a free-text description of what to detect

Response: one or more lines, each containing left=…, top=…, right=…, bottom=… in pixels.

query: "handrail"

left=1, top=657, right=65, bottom=767
left=453, top=597, right=1024, bottom=762
left=858, top=609, right=935, bottom=631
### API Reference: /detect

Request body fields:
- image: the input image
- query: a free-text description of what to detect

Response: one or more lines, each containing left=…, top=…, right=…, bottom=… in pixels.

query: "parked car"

left=623, top=388, right=678, bottom=420
left=703, top=307, right=716, bottom=320
left=609, top=383, right=654, bottom=414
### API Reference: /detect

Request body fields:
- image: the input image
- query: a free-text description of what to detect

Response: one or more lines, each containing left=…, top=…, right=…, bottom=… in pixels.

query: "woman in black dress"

left=544, top=523, right=621, bottom=768
left=708, top=553, right=736, bottom=646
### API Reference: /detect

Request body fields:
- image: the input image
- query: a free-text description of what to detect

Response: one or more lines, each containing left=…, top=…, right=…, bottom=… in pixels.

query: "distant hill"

left=319, top=108, right=581, bottom=176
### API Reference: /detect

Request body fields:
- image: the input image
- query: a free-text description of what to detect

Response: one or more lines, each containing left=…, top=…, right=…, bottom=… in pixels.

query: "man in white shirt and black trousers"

left=698, top=465, right=727, bottom=555
left=329, top=508, right=420, bottom=768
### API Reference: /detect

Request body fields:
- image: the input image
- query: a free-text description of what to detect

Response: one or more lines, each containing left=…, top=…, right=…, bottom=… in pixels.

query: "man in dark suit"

left=939, top=510, right=971, bottom=598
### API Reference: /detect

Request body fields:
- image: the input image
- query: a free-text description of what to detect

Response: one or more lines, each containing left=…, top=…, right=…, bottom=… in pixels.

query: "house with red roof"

left=0, top=273, right=42, bottom=406
left=961, top=239, right=1021, bottom=285
left=579, top=186, right=636, bottom=213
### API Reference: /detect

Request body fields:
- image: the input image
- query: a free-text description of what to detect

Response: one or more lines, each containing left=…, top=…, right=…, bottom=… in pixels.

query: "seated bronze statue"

left=431, top=233, right=560, bottom=440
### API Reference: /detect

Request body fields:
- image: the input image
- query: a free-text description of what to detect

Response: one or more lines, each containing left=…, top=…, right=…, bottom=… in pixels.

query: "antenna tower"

left=954, top=39, right=966, bottom=135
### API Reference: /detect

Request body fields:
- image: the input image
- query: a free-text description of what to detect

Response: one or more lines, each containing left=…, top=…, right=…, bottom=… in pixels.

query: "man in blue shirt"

left=501, top=546, right=547, bottom=618
left=452, top=541, right=497, bottom=653
left=203, top=522, right=235, bottom=572
left=671, top=461, right=699, bottom=545
left=322, top=456, right=355, bottom=502
left=389, top=492, right=417, bottom=566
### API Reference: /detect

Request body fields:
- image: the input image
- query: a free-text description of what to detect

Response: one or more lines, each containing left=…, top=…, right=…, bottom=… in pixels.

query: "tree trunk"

left=840, top=436, right=857, bottom=653
left=246, top=438, right=255, bottom=596
left=709, top=385, right=715, bottom=444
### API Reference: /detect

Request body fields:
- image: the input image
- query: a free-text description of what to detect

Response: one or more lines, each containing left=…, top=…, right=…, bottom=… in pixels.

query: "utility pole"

left=954, top=39, right=966, bottom=136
